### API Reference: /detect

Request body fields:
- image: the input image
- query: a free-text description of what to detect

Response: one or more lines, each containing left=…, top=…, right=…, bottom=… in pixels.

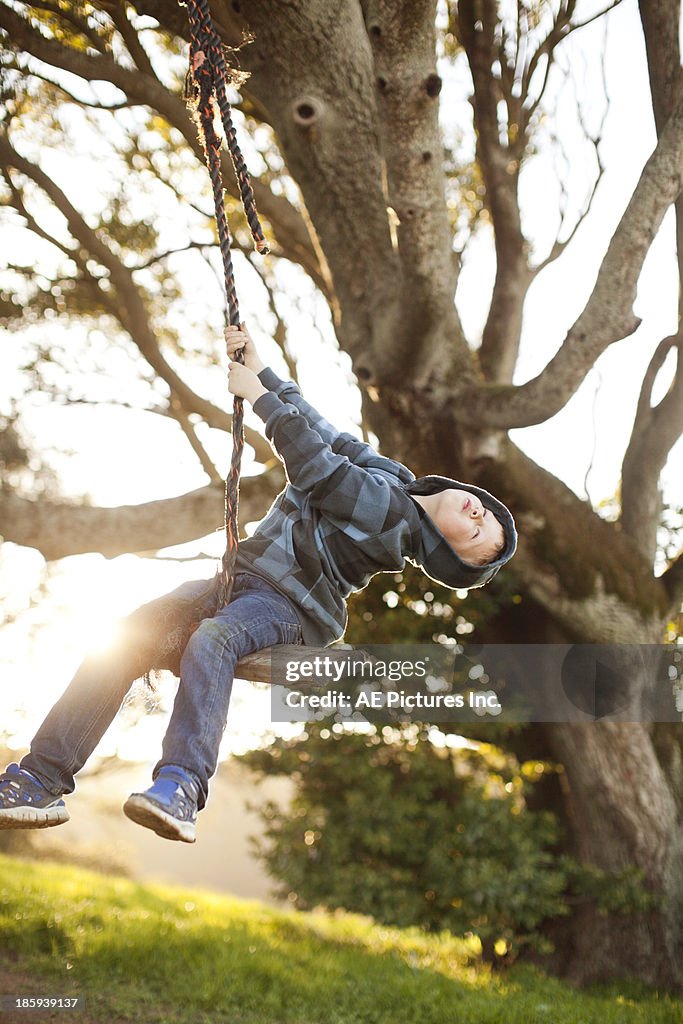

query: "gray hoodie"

left=233, top=369, right=517, bottom=645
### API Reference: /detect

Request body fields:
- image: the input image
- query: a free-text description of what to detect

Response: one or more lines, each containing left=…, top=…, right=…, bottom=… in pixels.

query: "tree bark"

left=544, top=720, right=683, bottom=989
left=0, top=473, right=281, bottom=560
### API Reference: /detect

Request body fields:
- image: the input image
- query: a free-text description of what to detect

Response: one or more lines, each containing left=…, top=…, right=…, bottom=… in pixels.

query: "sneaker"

left=0, top=763, right=70, bottom=830
left=123, top=766, right=199, bottom=844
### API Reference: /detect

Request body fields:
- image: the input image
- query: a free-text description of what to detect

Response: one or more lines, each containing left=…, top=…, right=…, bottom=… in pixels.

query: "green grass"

left=0, top=853, right=681, bottom=1024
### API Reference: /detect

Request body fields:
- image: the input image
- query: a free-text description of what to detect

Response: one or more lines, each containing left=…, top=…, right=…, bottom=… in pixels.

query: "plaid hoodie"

left=234, top=368, right=517, bottom=645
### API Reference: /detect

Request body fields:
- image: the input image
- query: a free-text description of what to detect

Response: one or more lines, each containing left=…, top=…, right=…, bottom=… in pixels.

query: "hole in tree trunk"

left=425, top=73, right=442, bottom=98
left=293, top=98, right=322, bottom=126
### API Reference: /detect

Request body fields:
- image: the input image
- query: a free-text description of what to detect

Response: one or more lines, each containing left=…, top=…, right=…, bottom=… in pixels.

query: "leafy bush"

left=238, top=725, right=569, bottom=961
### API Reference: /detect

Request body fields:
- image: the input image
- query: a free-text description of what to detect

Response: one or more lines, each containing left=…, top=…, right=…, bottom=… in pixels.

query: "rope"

left=180, top=0, right=268, bottom=609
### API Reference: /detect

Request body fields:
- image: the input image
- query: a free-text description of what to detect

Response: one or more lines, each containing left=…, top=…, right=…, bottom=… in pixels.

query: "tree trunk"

left=474, top=598, right=683, bottom=988
left=544, top=721, right=683, bottom=990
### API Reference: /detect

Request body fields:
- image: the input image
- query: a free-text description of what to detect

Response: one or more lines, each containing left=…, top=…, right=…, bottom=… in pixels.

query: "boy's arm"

left=257, top=366, right=341, bottom=446
left=225, top=324, right=412, bottom=484
left=257, top=367, right=414, bottom=485
left=252, top=391, right=411, bottom=532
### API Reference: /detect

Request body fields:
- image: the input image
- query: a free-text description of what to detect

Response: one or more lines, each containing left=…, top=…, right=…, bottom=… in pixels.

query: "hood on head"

left=406, top=475, right=517, bottom=591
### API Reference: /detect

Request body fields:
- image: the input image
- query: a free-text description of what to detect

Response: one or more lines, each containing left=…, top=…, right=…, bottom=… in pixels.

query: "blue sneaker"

left=0, top=763, right=70, bottom=830
left=123, top=766, right=199, bottom=843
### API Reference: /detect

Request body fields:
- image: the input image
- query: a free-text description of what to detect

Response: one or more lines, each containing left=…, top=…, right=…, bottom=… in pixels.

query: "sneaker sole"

left=0, top=804, right=70, bottom=830
left=122, top=794, right=196, bottom=844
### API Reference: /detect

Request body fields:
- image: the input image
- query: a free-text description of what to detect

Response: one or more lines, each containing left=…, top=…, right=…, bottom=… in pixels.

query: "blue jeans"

left=22, top=572, right=303, bottom=811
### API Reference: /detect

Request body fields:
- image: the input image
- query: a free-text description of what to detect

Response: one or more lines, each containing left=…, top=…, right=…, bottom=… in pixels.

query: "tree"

left=1, top=0, right=682, bottom=988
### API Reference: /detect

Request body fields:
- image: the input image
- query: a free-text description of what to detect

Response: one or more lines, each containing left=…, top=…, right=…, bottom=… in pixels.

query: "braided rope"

left=181, top=0, right=268, bottom=609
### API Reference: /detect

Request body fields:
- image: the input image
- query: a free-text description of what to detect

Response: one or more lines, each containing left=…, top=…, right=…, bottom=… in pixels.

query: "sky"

left=0, top=0, right=681, bottom=767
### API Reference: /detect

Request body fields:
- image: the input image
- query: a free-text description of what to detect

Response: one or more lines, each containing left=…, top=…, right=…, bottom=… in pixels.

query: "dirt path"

left=0, top=958, right=131, bottom=1024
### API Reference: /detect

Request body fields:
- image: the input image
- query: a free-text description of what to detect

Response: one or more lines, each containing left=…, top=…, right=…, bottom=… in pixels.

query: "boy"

left=0, top=326, right=516, bottom=843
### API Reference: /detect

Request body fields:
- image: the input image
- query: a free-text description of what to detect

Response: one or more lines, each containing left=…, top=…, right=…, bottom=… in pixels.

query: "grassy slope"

left=0, top=853, right=681, bottom=1024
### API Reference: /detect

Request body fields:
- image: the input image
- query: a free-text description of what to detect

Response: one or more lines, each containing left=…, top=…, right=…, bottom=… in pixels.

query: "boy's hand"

left=228, top=361, right=268, bottom=405
left=224, top=322, right=266, bottom=374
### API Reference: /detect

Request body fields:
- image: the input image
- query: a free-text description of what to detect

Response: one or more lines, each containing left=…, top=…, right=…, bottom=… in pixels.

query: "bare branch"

left=618, top=1, right=683, bottom=563
left=130, top=241, right=212, bottom=272
left=25, top=392, right=234, bottom=493
left=1, top=57, right=133, bottom=109
left=50, top=396, right=170, bottom=418
left=169, top=397, right=223, bottom=485
left=138, top=552, right=217, bottom=562
left=127, top=153, right=214, bottom=222
left=0, top=471, right=282, bottom=561
left=1, top=165, right=74, bottom=260
left=568, top=1, right=624, bottom=35
left=532, top=46, right=608, bottom=275
left=638, top=0, right=682, bottom=135
left=582, top=370, right=603, bottom=501
left=520, top=0, right=576, bottom=129
left=456, top=0, right=530, bottom=383
left=120, top=1, right=192, bottom=40
left=621, top=335, right=683, bottom=561
left=520, top=3, right=621, bottom=129
left=109, top=2, right=157, bottom=78
left=532, top=161, right=604, bottom=275
left=460, top=93, right=683, bottom=428
left=246, top=254, right=298, bottom=383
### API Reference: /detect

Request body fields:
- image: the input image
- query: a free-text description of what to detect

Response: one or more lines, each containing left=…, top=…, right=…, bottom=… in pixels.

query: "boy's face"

left=430, top=489, right=505, bottom=565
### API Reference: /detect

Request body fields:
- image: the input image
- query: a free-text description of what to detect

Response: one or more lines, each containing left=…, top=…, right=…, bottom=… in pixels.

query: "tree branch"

left=0, top=470, right=282, bottom=561
left=169, top=398, right=223, bottom=486
left=456, top=0, right=531, bottom=384
left=0, top=133, right=272, bottom=464
left=0, top=3, right=185, bottom=122
left=129, top=241, right=212, bottom=272
left=471, top=439, right=670, bottom=641
left=459, top=93, right=683, bottom=428
left=661, top=549, right=683, bottom=613
left=246, top=255, right=299, bottom=383
left=0, top=2, right=322, bottom=287
left=619, top=0, right=683, bottom=562
left=621, top=336, right=683, bottom=561
left=25, top=0, right=111, bottom=54
left=109, top=1, right=157, bottom=78
left=1, top=165, right=74, bottom=260
left=519, top=0, right=576, bottom=134
left=532, top=54, right=608, bottom=275
left=363, top=0, right=470, bottom=384
left=1, top=58, right=133, bottom=109
left=638, top=0, right=681, bottom=135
